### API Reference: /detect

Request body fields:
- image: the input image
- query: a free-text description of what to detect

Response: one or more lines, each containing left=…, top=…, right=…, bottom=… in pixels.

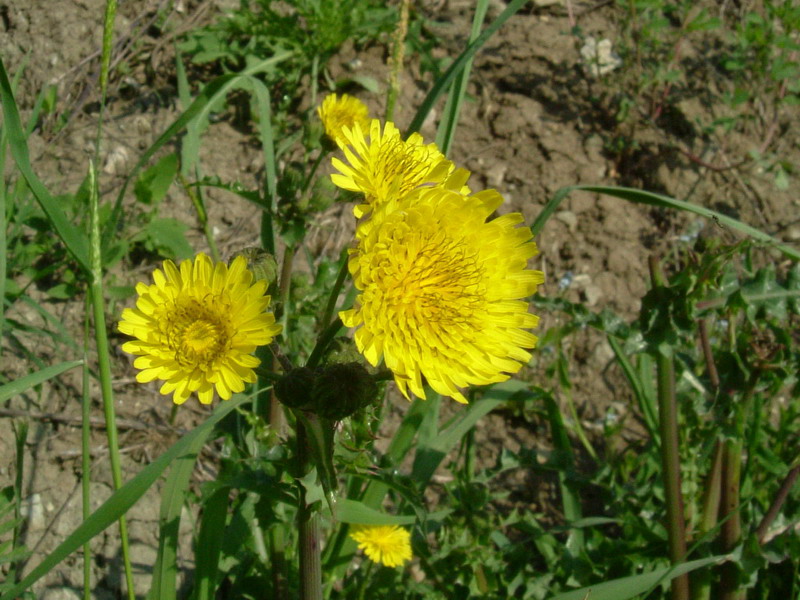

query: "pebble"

left=22, top=493, right=45, bottom=530
left=486, top=163, right=507, bottom=188
left=41, top=588, right=81, bottom=600
left=103, top=146, right=129, bottom=176
left=555, top=210, right=578, bottom=232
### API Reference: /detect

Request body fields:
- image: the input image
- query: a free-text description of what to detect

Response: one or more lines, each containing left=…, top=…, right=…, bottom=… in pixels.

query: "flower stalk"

left=718, top=438, right=744, bottom=600
left=649, top=256, right=689, bottom=600
left=296, top=420, right=323, bottom=600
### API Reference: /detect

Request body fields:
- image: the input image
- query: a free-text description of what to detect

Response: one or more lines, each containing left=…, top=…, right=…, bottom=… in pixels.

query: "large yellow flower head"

left=350, top=525, right=412, bottom=568
left=118, top=253, right=282, bottom=405
left=330, top=119, right=455, bottom=218
left=317, top=93, right=371, bottom=145
left=340, top=175, right=543, bottom=403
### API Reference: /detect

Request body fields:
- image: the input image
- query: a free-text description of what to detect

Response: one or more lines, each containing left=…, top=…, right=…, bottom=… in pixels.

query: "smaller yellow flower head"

left=331, top=119, right=456, bottom=218
left=317, top=93, right=371, bottom=145
left=341, top=177, right=543, bottom=403
left=350, top=525, right=412, bottom=568
left=118, top=253, right=282, bottom=405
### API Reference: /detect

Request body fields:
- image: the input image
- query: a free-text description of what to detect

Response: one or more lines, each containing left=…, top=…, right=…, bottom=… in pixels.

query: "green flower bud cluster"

left=275, top=362, right=378, bottom=420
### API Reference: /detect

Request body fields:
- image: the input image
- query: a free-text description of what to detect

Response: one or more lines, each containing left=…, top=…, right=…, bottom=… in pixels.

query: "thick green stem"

left=699, top=439, right=724, bottom=536
left=691, top=438, right=723, bottom=600
left=650, top=257, right=689, bottom=600
left=270, top=526, right=288, bottom=600
left=656, top=349, right=690, bottom=600
left=718, top=439, right=744, bottom=600
left=296, top=421, right=323, bottom=600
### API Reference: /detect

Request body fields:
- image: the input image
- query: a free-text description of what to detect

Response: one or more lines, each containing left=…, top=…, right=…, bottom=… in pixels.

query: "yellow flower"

left=330, top=119, right=455, bottom=218
left=118, top=253, right=282, bottom=405
left=317, top=93, right=371, bottom=145
left=340, top=178, right=543, bottom=403
left=350, top=525, right=412, bottom=568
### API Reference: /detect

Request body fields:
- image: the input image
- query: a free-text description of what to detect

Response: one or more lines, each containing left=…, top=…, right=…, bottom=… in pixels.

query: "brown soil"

left=1, top=0, right=797, bottom=596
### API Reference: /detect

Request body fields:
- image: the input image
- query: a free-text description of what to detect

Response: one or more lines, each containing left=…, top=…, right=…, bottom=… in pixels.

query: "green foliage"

left=180, top=0, right=396, bottom=103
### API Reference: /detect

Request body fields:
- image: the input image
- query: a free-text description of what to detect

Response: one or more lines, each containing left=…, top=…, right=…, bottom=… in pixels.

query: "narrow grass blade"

left=0, top=396, right=249, bottom=600
left=548, top=555, right=730, bottom=600
left=0, top=58, right=91, bottom=272
left=543, top=390, right=584, bottom=554
left=247, top=76, right=277, bottom=255
left=335, top=499, right=416, bottom=525
left=192, top=487, right=229, bottom=600
left=406, top=0, right=530, bottom=136
left=435, top=0, right=489, bottom=154
left=531, top=185, right=575, bottom=237
left=607, top=335, right=659, bottom=440
left=0, top=360, right=83, bottom=402
left=0, top=127, right=7, bottom=349
left=148, top=428, right=209, bottom=600
left=535, top=185, right=800, bottom=260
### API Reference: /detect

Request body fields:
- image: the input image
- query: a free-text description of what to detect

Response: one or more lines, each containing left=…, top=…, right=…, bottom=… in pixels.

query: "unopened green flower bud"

left=275, top=367, right=316, bottom=410
left=232, top=247, right=279, bottom=286
left=324, top=337, right=366, bottom=367
left=312, top=362, right=378, bottom=420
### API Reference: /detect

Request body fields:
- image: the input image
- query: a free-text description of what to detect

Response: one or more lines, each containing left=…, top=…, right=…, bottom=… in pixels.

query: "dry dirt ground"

left=1, top=0, right=798, bottom=597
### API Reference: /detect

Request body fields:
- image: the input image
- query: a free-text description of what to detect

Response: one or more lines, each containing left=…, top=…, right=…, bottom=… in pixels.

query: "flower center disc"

left=387, top=238, right=484, bottom=329
left=179, top=319, right=222, bottom=362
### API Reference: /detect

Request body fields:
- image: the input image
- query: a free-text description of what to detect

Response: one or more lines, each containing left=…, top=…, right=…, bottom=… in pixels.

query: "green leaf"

left=148, top=416, right=210, bottom=600
left=548, top=555, right=730, bottom=600
left=134, top=153, right=178, bottom=206
left=192, top=487, right=229, bottom=600
left=0, top=361, right=83, bottom=403
left=0, top=396, right=249, bottom=600
left=0, top=58, right=91, bottom=273
left=138, top=217, right=193, bottom=260
left=336, top=499, right=416, bottom=525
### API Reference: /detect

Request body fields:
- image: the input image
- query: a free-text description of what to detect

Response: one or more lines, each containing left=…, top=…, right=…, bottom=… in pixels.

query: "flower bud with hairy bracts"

left=231, top=247, right=279, bottom=287
left=312, top=362, right=378, bottom=420
left=324, top=337, right=367, bottom=368
left=275, top=367, right=316, bottom=410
